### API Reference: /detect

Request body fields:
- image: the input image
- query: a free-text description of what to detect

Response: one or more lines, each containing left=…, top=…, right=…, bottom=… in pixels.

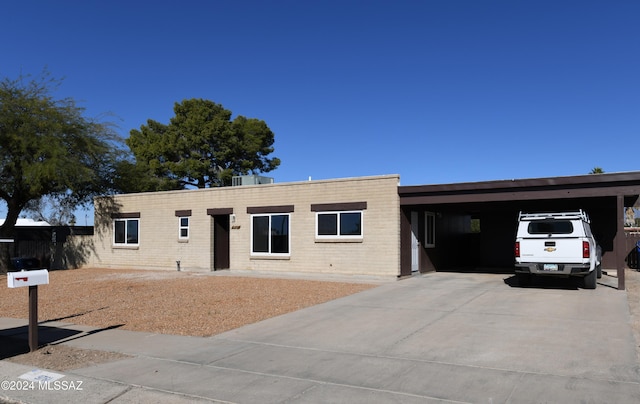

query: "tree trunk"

left=0, top=201, right=22, bottom=273
left=0, top=243, right=11, bottom=273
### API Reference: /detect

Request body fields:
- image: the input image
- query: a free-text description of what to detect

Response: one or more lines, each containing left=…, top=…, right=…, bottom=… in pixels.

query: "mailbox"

left=7, top=270, right=49, bottom=288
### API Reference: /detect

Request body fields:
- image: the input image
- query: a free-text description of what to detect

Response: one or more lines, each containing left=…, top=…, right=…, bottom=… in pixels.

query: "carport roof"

left=399, top=171, right=640, bottom=206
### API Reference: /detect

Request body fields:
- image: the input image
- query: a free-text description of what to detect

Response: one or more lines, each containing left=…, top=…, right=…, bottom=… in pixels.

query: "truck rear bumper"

left=515, top=263, right=591, bottom=276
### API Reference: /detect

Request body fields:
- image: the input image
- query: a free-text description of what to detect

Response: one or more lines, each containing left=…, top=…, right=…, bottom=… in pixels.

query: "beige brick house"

left=90, top=175, right=401, bottom=278
left=84, top=170, right=640, bottom=289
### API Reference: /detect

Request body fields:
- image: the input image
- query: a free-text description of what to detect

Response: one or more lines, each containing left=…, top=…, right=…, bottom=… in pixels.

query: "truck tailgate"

left=519, top=237, right=586, bottom=263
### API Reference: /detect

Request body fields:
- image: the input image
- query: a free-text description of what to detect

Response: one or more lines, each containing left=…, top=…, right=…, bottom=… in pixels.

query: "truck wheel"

left=596, top=264, right=602, bottom=279
left=583, top=270, right=597, bottom=289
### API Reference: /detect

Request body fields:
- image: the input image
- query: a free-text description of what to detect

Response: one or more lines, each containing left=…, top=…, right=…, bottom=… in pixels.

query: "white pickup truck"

left=514, top=210, right=602, bottom=289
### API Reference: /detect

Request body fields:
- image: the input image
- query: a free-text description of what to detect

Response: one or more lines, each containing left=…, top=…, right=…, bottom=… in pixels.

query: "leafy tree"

left=0, top=71, right=125, bottom=271
left=127, top=99, right=280, bottom=189
left=111, top=159, right=180, bottom=193
left=589, top=167, right=604, bottom=174
left=23, top=195, right=78, bottom=226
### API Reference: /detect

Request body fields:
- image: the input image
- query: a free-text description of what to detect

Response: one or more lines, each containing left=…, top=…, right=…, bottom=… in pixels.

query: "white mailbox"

left=7, top=270, right=49, bottom=288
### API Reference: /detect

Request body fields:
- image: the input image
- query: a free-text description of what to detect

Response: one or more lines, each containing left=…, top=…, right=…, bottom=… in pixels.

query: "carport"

left=399, top=172, right=640, bottom=290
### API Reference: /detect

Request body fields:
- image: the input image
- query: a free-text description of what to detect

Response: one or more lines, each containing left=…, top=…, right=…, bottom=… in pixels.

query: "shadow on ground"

left=0, top=326, right=81, bottom=359
left=0, top=323, right=123, bottom=360
left=503, top=274, right=618, bottom=290
left=503, top=274, right=582, bottom=290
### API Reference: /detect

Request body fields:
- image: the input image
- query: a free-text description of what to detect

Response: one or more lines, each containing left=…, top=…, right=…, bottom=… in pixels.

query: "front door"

left=213, top=215, right=230, bottom=270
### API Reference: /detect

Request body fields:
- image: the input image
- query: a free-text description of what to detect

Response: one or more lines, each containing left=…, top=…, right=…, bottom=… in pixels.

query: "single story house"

left=90, top=175, right=401, bottom=278
left=88, top=172, right=640, bottom=289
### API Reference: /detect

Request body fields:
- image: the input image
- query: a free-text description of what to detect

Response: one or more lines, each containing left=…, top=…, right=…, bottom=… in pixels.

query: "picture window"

left=251, top=214, right=290, bottom=255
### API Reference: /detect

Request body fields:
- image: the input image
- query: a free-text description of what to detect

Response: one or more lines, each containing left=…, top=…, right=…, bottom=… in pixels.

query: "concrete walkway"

left=1, top=272, right=639, bottom=403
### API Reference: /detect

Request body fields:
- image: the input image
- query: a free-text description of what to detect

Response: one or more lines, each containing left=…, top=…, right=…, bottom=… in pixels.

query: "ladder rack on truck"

left=518, top=210, right=590, bottom=223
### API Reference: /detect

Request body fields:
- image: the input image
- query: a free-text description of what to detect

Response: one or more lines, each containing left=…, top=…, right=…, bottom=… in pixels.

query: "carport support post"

left=616, top=195, right=625, bottom=290
left=28, top=285, right=38, bottom=352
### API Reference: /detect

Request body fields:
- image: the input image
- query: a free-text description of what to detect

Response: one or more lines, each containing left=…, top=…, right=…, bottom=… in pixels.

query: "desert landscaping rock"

left=0, top=268, right=376, bottom=371
left=1, top=268, right=639, bottom=373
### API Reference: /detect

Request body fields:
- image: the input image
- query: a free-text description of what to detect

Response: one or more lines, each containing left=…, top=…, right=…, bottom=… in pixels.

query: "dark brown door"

left=213, top=215, right=230, bottom=270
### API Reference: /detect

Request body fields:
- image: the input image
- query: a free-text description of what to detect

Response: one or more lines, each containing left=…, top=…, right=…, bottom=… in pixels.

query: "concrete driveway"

left=2, top=271, right=639, bottom=403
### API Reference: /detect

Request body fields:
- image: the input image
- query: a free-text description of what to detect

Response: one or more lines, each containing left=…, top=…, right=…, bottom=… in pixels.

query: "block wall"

left=89, top=175, right=401, bottom=277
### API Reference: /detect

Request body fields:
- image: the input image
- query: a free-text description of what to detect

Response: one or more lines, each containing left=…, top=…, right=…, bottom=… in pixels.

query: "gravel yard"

left=0, top=268, right=377, bottom=370
left=0, top=268, right=377, bottom=337
left=1, top=267, right=639, bottom=372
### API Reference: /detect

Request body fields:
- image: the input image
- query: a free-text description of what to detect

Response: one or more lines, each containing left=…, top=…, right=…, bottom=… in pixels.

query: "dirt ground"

left=1, top=267, right=639, bottom=372
left=624, top=268, right=640, bottom=361
left=0, top=268, right=376, bottom=371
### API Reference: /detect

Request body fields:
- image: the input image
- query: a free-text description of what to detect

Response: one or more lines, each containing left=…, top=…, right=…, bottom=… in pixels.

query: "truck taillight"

left=515, top=241, right=520, bottom=258
left=583, top=241, right=590, bottom=259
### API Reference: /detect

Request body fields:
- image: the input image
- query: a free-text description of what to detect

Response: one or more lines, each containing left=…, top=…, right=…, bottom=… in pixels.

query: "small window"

left=528, top=220, right=573, bottom=234
left=470, top=218, right=481, bottom=233
left=179, top=217, right=189, bottom=239
left=425, top=212, right=435, bottom=248
left=114, top=219, right=139, bottom=245
left=251, top=214, right=290, bottom=255
left=316, top=211, right=362, bottom=238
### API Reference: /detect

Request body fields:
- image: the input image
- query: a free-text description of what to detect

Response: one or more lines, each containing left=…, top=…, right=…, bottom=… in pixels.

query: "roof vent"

left=231, top=175, right=274, bottom=186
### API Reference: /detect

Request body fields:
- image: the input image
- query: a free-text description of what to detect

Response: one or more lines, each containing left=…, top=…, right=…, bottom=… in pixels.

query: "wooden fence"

left=625, top=231, right=640, bottom=270
left=5, top=226, right=94, bottom=270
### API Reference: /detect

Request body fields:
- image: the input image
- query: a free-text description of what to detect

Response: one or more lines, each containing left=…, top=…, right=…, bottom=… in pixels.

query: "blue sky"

left=1, top=1, right=639, bottom=223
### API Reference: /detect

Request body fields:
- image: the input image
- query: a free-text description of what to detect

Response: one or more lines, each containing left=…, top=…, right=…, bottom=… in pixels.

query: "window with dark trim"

left=178, top=217, right=189, bottom=239
left=312, top=202, right=366, bottom=239
left=251, top=214, right=290, bottom=255
left=114, top=218, right=139, bottom=245
left=316, top=211, right=363, bottom=238
left=175, top=210, right=191, bottom=240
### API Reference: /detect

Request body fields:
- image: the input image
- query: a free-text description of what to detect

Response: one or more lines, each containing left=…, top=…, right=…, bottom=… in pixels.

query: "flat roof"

left=399, top=171, right=640, bottom=205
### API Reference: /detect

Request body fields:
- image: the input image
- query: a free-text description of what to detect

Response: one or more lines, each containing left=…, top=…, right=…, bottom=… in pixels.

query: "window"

left=425, top=212, right=435, bottom=248
left=175, top=210, right=192, bottom=241
left=470, top=218, right=481, bottom=233
left=528, top=220, right=573, bottom=235
left=179, top=217, right=189, bottom=239
left=252, top=214, right=290, bottom=255
left=114, top=218, right=139, bottom=245
left=316, top=211, right=363, bottom=238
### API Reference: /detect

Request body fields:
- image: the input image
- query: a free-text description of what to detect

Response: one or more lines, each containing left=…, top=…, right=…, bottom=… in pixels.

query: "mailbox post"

left=7, top=269, right=49, bottom=352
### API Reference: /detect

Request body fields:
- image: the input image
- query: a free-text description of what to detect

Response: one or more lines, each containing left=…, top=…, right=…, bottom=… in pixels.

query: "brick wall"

left=89, top=175, right=401, bottom=277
